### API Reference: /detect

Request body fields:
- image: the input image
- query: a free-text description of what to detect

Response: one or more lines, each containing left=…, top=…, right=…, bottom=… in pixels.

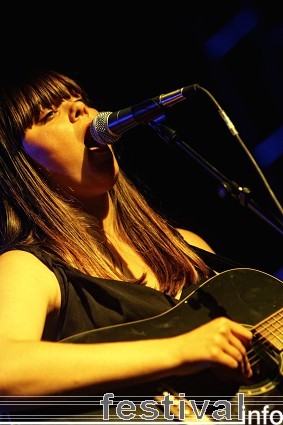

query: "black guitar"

left=59, top=268, right=283, bottom=422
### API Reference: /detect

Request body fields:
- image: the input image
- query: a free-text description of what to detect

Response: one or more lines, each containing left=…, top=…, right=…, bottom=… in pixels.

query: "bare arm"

left=0, top=251, right=252, bottom=396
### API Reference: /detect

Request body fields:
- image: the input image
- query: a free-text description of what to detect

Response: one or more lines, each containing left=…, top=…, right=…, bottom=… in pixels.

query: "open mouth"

left=84, top=126, right=105, bottom=149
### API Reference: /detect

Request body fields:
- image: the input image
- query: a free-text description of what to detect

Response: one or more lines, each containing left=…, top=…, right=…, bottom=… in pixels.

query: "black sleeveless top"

left=16, top=246, right=245, bottom=341
left=3, top=247, right=247, bottom=422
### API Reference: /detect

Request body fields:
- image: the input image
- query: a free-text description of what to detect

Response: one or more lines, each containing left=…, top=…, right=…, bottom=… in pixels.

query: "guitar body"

left=59, top=268, right=283, bottom=422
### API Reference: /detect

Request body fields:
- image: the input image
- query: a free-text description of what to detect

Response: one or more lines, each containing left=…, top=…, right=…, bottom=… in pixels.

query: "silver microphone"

left=87, top=84, right=199, bottom=147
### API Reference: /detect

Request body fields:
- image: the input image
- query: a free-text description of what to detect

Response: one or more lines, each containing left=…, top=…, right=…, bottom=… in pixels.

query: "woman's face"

left=22, top=97, right=119, bottom=200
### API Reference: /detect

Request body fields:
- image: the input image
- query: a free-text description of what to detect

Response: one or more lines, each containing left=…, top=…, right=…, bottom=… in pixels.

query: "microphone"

left=87, top=84, right=199, bottom=147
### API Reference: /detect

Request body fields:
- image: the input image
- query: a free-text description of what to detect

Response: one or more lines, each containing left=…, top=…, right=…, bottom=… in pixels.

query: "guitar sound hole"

left=240, top=344, right=281, bottom=395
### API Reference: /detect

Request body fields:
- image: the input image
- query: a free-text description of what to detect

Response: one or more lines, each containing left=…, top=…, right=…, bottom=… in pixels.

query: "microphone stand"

left=148, top=119, right=283, bottom=236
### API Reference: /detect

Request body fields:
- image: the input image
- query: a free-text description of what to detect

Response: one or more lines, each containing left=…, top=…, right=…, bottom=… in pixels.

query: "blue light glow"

left=204, top=8, right=259, bottom=59
left=253, top=126, right=283, bottom=167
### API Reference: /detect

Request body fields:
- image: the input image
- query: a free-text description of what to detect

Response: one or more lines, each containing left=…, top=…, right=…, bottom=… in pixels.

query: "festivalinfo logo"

left=96, top=392, right=283, bottom=424
left=2, top=392, right=283, bottom=423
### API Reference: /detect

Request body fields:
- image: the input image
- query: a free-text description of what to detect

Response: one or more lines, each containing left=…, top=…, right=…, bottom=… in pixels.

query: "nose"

left=69, top=100, right=88, bottom=123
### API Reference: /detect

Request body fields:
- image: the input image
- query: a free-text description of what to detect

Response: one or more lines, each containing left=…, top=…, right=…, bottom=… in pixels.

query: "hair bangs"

left=0, top=70, right=89, bottom=138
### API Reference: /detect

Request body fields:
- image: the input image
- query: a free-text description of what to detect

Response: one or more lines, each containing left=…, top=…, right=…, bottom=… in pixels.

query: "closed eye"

left=39, top=109, right=57, bottom=124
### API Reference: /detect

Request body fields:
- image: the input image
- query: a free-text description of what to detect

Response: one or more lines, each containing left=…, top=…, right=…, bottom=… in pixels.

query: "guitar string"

left=246, top=310, right=283, bottom=370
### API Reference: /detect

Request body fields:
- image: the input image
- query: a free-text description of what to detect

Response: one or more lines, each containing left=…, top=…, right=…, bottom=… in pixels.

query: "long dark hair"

left=0, top=69, right=210, bottom=296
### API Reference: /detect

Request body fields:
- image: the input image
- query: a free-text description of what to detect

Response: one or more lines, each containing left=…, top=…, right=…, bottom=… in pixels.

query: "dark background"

left=4, top=0, right=283, bottom=278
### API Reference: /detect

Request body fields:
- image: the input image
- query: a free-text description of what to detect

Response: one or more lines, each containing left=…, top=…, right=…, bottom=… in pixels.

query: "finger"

left=240, top=353, right=253, bottom=378
left=230, top=322, right=253, bottom=343
left=219, top=335, right=253, bottom=378
left=227, top=333, right=248, bottom=357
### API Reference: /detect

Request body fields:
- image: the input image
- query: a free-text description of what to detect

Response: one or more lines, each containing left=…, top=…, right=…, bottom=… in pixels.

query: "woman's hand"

left=171, top=317, right=253, bottom=380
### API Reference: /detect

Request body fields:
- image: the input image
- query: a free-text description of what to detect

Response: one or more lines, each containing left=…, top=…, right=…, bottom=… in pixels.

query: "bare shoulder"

left=176, top=228, right=215, bottom=253
left=0, top=250, right=60, bottom=310
left=0, top=249, right=53, bottom=275
left=0, top=250, right=61, bottom=340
